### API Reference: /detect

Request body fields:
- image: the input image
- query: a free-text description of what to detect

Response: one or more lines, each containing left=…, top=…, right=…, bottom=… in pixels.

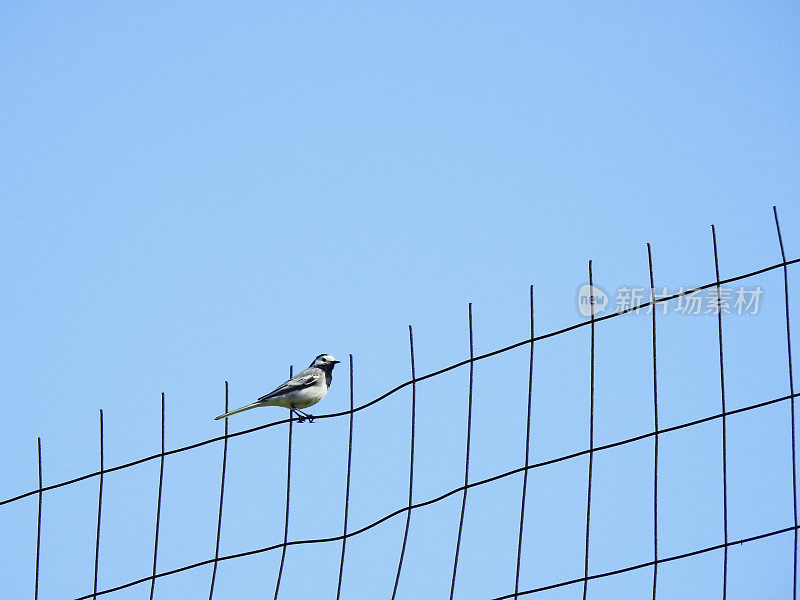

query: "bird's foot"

left=295, top=410, right=314, bottom=423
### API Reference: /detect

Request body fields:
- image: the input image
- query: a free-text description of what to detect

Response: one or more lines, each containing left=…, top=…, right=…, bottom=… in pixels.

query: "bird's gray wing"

left=257, top=369, right=322, bottom=402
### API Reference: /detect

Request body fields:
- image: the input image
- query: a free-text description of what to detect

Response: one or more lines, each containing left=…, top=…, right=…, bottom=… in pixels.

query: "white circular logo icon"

left=578, top=284, right=608, bottom=317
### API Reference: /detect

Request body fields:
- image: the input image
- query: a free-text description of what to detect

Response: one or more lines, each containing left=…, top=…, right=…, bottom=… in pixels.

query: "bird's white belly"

left=262, top=381, right=327, bottom=409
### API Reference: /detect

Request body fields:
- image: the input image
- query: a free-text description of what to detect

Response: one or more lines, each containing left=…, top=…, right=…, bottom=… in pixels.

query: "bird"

left=215, top=354, right=340, bottom=423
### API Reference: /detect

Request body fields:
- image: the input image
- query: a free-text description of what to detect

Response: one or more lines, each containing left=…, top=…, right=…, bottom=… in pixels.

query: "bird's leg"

left=289, top=406, right=311, bottom=423
left=295, top=409, right=314, bottom=423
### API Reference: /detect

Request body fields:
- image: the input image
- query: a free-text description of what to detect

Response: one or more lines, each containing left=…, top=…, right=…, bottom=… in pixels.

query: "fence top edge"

left=2, top=256, right=797, bottom=508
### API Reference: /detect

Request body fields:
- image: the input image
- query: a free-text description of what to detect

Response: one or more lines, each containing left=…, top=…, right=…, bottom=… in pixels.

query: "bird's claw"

left=293, top=410, right=315, bottom=423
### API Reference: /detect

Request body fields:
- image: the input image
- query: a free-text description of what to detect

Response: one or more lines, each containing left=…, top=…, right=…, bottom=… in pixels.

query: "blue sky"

left=2, top=3, right=799, bottom=599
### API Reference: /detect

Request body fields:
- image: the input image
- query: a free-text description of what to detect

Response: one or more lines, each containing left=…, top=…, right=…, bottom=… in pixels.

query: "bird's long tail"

left=214, top=402, right=263, bottom=420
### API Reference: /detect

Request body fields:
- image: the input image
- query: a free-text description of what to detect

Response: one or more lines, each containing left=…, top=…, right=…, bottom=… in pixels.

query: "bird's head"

left=311, top=354, right=340, bottom=370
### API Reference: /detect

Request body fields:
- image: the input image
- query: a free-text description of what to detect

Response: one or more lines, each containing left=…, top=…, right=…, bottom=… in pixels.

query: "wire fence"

left=4, top=206, right=799, bottom=599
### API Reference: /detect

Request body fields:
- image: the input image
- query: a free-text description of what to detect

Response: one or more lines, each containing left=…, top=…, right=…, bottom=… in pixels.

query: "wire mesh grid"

left=5, top=207, right=799, bottom=599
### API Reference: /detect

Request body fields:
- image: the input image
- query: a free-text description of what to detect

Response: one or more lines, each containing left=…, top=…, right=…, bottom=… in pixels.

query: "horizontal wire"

left=77, top=509, right=800, bottom=600
left=4, top=256, right=796, bottom=509
left=491, top=525, right=799, bottom=600
left=74, top=389, right=798, bottom=599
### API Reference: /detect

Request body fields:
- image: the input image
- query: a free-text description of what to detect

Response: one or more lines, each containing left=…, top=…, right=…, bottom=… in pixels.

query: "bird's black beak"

left=332, top=360, right=341, bottom=364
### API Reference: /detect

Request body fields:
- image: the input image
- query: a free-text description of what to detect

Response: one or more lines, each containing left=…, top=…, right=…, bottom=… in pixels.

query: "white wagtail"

left=215, top=354, right=340, bottom=423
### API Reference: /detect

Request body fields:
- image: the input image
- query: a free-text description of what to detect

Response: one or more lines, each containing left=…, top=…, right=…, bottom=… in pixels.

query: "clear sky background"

left=2, top=3, right=800, bottom=599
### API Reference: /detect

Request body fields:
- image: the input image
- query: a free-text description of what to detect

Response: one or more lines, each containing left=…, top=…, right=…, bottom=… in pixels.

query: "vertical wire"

left=391, top=326, right=417, bottom=600
left=209, top=381, right=230, bottom=600
left=149, top=393, right=166, bottom=600
left=582, top=261, right=596, bottom=600
left=449, top=303, right=475, bottom=600
left=774, top=206, right=798, bottom=600
left=35, top=437, right=43, bottom=600
left=712, top=225, right=729, bottom=600
left=335, top=355, right=355, bottom=600
left=514, top=285, right=535, bottom=598
left=92, top=410, right=104, bottom=600
left=647, top=244, right=659, bottom=600
left=274, top=366, right=294, bottom=600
